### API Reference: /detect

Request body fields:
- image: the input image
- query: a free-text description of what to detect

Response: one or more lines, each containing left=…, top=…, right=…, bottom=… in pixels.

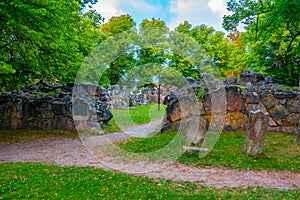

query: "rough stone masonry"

left=0, top=82, right=112, bottom=130
left=161, top=70, right=299, bottom=134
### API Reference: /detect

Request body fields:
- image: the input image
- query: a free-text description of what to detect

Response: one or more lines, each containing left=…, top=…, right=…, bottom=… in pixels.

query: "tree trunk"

left=242, top=110, right=269, bottom=156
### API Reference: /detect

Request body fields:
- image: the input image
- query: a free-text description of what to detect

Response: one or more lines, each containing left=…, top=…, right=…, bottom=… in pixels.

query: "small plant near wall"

left=196, top=87, right=205, bottom=100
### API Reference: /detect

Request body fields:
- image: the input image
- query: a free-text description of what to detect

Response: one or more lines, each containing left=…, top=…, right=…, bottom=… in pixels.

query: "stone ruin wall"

left=108, top=84, right=170, bottom=108
left=0, top=82, right=112, bottom=130
left=161, top=70, right=300, bottom=134
left=0, top=70, right=299, bottom=133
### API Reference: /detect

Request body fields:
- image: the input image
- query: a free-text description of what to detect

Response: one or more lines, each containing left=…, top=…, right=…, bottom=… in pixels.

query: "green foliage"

left=1, top=163, right=300, bottom=199
left=175, top=22, right=233, bottom=79
left=118, top=132, right=177, bottom=153
left=3, top=0, right=299, bottom=91
left=196, top=87, right=205, bottom=99
left=223, top=0, right=300, bottom=85
left=117, top=131, right=300, bottom=172
left=0, top=0, right=104, bottom=91
left=101, top=14, right=136, bottom=36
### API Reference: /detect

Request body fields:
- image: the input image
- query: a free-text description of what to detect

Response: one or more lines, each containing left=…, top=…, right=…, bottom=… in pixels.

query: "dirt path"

left=1, top=120, right=299, bottom=190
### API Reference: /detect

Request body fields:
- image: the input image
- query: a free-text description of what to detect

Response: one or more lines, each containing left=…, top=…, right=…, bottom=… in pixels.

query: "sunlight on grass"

left=0, top=163, right=299, bottom=199
left=116, top=131, right=300, bottom=172
left=101, top=104, right=166, bottom=133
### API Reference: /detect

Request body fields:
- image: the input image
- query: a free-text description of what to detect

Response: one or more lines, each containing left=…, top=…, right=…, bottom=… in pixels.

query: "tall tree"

left=135, top=18, right=170, bottom=85
left=0, top=0, right=104, bottom=91
left=225, top=29, right=246, bottom=77
left=223, top=0, right=300, bottom=85
left=100, top=15, right=136, bottom=86
left=175, top=22, right=231, bottom=79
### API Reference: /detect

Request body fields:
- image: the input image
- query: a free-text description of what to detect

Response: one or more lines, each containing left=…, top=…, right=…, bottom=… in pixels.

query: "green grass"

left=0, top=130, right=77, bottom=143
left=1, top=162, right=299, bottom=200
left=116, top=132, right=300, bottom=172
left=101, top=104, right=166, bottom=134
left=118, top=131, right=178, bottom=153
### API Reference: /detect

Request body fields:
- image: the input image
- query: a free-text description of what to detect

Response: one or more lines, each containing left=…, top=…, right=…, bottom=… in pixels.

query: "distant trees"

left=1, top=0, right=299, bottom=91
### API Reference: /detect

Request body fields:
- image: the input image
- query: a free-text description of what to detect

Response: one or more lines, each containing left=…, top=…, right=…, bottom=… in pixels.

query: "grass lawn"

left=0, top=162, right=299, bottom=200
left=101, top=104, right=166, bottom=133
left=0, top=130, right=77, bottom=143
left=1, top=104, right=299, bottom=199
left=117, top=131, right=300, bottom=172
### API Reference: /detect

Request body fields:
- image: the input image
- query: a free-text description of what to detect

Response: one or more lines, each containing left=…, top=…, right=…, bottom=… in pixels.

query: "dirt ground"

left=1, top=132, right=299, bottom=190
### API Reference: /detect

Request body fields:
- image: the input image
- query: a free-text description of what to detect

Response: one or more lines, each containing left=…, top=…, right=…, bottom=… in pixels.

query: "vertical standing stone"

left=242, top=110, right=269, bottom=156
left=185, top=116, right=206, bottom=147
left=183, top=111, right=208, bottom=153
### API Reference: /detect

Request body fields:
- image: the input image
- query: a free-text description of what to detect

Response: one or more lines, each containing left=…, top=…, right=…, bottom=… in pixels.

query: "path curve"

left=1, top=120, right=299, bottom=190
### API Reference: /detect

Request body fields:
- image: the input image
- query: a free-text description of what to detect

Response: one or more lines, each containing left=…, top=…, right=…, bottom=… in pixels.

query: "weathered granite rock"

left=185, top=116, right=207, bottom=148
left=262, top=95, right=276, bottom=110
left=226, top=86, right=242, bottom=111
left=0, top=82, right=112, bottom=131
left=224, top=78, right=237, bottom=85
left=273, top=91, right=297, bottom=99
left=237, top=70, right=265, bottom=86
left=204, top=87, right=227, bottom=113
left=286, top=100, right=299, bottom=113
left=281, top=114, right=299, bottom=127
left=161, top=72, right=299, bottom=134
left=163, top=92, right=178, bottom=106
left=268, top=117, right=278, bottom=127
left=242, top=110, right=269, bottom=156
left=223, top=112, right=247, bottom=131
left=264, top=76, right=280, bottom=84
left=269, top=105, right=289, bottom=120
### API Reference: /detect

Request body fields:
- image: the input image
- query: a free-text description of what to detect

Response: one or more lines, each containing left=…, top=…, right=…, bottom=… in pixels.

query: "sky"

left=91, top=0, right=229, bottom=31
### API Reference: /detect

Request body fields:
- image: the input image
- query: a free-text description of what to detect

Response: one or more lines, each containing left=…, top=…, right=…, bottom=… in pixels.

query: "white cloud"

left=92, top=0, right=228, bottom=31
left=208, top=0, right=228, bottom=18
left=169, top=0, right=227, bottom=31
left=169, top=0, right=213, bottom=30
left=92, top=0, right=162, bottom=23
left=91, top=0, right=125, bottom=22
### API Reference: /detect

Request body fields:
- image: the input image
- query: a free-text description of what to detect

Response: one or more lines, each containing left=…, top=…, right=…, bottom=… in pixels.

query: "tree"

left=100, top=15, right=136, bottom=86
left=223, top=0, right=300, bottom=85
left=174, top=22, right=231, bottom=79
left=225, top=29, right=246, bottom=78
left=101, top=14, right=136, bottom=36
left=0, top=0, right=104, bottom=91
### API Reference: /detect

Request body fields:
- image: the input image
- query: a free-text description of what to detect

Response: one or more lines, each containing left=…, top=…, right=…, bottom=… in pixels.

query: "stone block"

left=204, top=87, right=227, bottom=113
left=242, top=110, right=269, bottom=156
left=286, top=100, right=299, bottom=113
left=281, top=114, right=299, bottom=127
left=226, top=86, right=242, bottom=111
left=269, top=105, right=289, bottom=120
left=262, top=95, right=276, bottom=110
left=224, top=112, right=247, bottom=131
left=273, top=91, right=297, bottom=99
left=52, top=102, right=66, bottom=115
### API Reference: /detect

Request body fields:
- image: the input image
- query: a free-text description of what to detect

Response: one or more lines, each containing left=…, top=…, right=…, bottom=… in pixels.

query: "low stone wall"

left=0, top=82, right=112, bottom=130
left=161, top=70, right=299, bottom=134
left=108, top=84, right=171, bottom=108
left=1, top=70, right=299, bottom=133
